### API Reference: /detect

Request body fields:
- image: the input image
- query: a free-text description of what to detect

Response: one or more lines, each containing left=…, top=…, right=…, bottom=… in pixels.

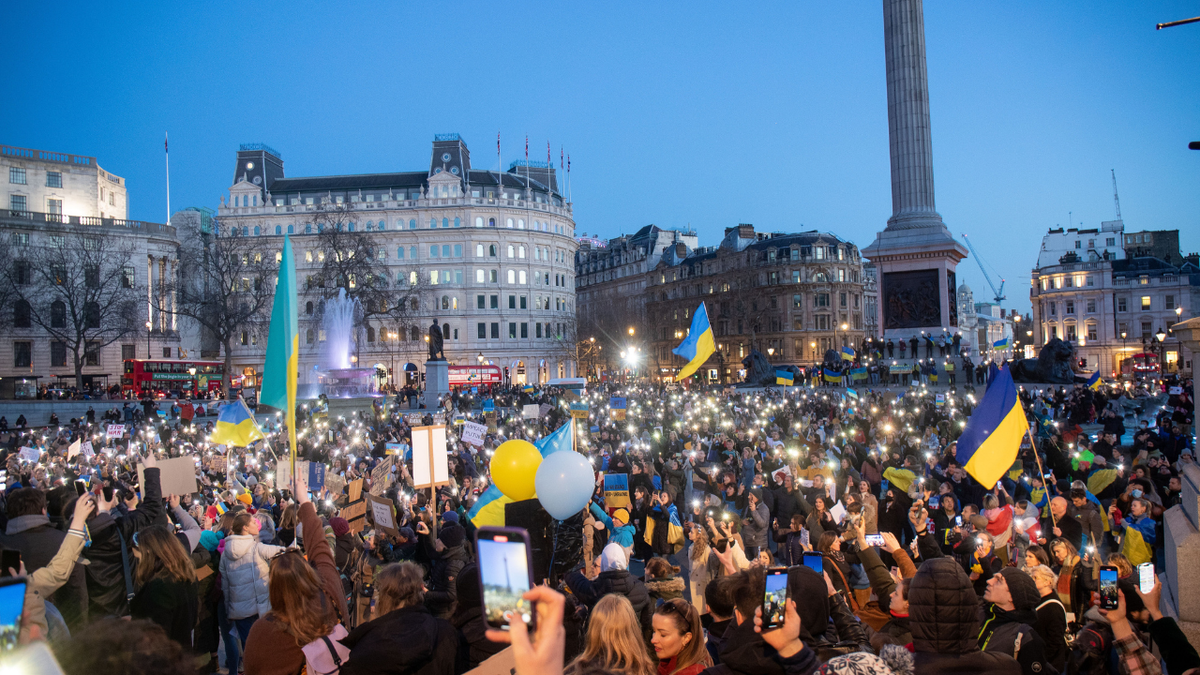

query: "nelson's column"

left=863, top=0, right=969, bottom=341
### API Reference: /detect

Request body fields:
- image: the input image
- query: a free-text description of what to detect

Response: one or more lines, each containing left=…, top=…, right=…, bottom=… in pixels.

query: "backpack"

left=300, top=623, right=351, bottom=675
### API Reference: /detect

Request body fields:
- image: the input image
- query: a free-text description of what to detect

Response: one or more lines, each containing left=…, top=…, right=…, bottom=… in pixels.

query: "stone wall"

left=1163, top=462, right=1200, bottom=644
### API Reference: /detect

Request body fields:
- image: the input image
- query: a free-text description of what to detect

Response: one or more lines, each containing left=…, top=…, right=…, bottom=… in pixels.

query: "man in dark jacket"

left=909, top=557, right=1021, bottom=674
left=700, top=566, right=817, bottom=675
left=418, top=521, right=470, bottom=619
left=0, top=487, right=88, bottom=629
left=82, top=455, right=167, bottom=618
left=979, top=568, right=1057, bottom=675
left=1068, top=489, right=1104, bottom=552
left=564, top=543, right=652, bottom=635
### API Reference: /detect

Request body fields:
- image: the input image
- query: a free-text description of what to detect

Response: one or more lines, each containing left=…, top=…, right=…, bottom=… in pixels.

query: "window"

left=520, top=295, right=527, bottom=309
left=430, top=245, right=439, bottom=258
left=489, top=245, right=497, bottom=257
left=1165, top=295, right=1176, bottom=310
left=1117, top=297, right=1127, bottom=312
left=814, top=314, right=831, bottom=330
left=1107, top=237, right=1115, bottom=246
left=1049, top=302, right=1057, bottom=316
left=508, top=295, right=516, bottom=309
left=12, top=260, right=29, bottom=285
left=11, top=233, right=28, bottom=246
left=518, top=270, right=527, bottom=284
left=10, top=195, right=26, bottom=212
left=43, top=171, right=63, bottom=188
left=507, top=270, right=515, bottom=284
left=521, top=323, right=528, bottom=338
left=1086, top=324, right=1098, bottom=341
left=47, top=198, right=62, bottom=216
left=1086, top=299, right=1096, bottom=313
left=814, top=293, right=830, bottom=307
left=490, top=295, right=498, bottom=309
left=9, top=168, right=26, bottom=185
left=478, top=323, right=487, bottom=339
left=509, top=323, right=517, bottom=338
left=13, top=300, right=31, bottom=328
left=1065, top=301, right=1075, bottom=315
left=13, top=342, right=30, bottom=368
left=508, top=245, right=515, bottom=258
left=536, top=323, right=543, bottom=338
left=454, top=244, right=462, bottom=257
left=1141, top=296, right=1151, bottom=311
left=518, top=245, right=526, bottom=259
left=1141, top=321, right=1152, bottom=340
left=85, top=265, right=100, bottom=288
left=50, top=300, right=65, bottom=328
left=490, top=322, right=499, bottom=339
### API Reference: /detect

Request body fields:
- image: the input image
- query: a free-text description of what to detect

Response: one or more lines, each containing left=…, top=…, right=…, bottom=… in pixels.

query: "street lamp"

left=388, top=331, right=399, bottom=386
left=188, top=366, right=197, bottom=398
left=145, top=320, right=153, bottom=359
left=627, top=327, right=635, bottom=337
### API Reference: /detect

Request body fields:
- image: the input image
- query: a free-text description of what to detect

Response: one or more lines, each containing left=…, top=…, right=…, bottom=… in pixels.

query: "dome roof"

left=957, top=283, right=973, bottom=294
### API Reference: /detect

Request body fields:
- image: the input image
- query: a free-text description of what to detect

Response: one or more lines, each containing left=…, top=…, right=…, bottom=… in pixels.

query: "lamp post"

left=388, top=331, right=399, bottom=387
left=810, top=341, right=817, bottom=367
left=188, top=366, right=197, bottom=398
left=1156, top=327, right=1167, bottom=373
left=145, top=320, right=153, bottom=359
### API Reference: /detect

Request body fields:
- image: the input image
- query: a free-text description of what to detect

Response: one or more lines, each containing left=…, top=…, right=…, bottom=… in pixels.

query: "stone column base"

left=424, top=360, right=450, bottom=410
left=1163, top=463, right=1200, bottom=640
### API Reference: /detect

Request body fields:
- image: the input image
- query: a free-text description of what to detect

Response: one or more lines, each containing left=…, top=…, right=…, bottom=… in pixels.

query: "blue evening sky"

left=3, top=2, right=1198, bottom=313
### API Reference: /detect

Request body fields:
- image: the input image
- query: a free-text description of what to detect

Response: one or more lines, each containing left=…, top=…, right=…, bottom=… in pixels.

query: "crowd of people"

left=0, top=370, right=1193, bottom=675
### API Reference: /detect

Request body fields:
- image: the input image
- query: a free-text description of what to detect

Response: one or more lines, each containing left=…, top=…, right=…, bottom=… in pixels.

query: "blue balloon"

left=534, top=450, right=594, bottom=520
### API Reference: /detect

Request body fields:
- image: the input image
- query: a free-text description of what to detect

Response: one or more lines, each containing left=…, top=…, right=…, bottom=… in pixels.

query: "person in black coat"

left=564, top=543, right=652, bottom=636
left=0, top=487, right=89, bottom=629
left=908, top=557, right=1021, bottom=674
left=978, top=568, right=1056, bottom=675
left=418, top=521, right=470, bottom=620
left=449, top=564, right=504, bottom=670
left=341, top=561, right=462, bottom=675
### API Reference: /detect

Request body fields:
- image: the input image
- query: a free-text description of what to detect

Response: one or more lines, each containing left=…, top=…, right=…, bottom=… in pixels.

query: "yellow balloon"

left=491, top=439, right=541, bottom=501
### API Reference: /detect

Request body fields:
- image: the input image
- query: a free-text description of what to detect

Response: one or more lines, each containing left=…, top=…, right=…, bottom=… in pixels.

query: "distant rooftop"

left=1, top=144, right=96, bottom=167
left=239, top=143, right=283, bottom=158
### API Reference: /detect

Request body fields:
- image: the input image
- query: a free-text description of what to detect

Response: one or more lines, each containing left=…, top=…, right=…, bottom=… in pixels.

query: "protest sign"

left=539, top=403, right=553, bottom=418
left=603, top=473, right=630, bottom=509
left=348, top=478, right=363, bottom=503
left=461, top=421, right=487, bottom=447
left=325, top=472, right=346, bottom=499
left=80, top=441, right=94, bottom=458
left=370, top=457, right=395, bottom=497
left=67, top=439, right=81, bottom=460
left=138, top=456, right=199, bottom=497
left=340, top=500, right=368, bottom=533
left=569, top=403, right=589, bottom=419
left=610, top=397, right=627, bottom=421
left=411, top=425, right=450, bottom=489
left=522, top=404, right=540, bottom=419
left=384, top=442, right=405, bottom=456
left=366, top=493, right=400, bottom=537
left=308, top=463, right=326, bottom=491
left=485, top=411, right=497, bottom=434
left=482, top=398, right=495, bottom=412
left=18, top=447, right=40, bottom=463
left=106, top=424, right=125, bottom=440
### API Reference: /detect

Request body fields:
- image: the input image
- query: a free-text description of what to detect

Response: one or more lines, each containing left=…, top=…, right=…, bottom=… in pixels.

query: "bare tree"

left=720, top=272, right=776, bottom=354
left=4, top=228, right=142, bottom=389
left=165, top=216, right=278, bottom=397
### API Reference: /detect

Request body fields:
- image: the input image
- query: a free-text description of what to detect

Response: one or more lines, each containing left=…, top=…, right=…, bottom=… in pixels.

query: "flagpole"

left=1026, top=424, right=1057, bottom=532
left=164, top=132, right=171, bottom=226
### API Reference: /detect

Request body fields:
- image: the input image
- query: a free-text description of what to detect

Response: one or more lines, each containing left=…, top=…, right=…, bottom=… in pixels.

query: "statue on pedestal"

left=428, top=319, right=445, bottom=361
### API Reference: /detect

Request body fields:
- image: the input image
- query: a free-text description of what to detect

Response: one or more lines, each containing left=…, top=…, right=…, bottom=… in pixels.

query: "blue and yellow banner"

left=468, top=483, right=511, bottom=528
left=992, top=337, right=1011, bottom=350
left=1087, top=371, right=1101, bottom=390
left=775, top=369, right=793, bottom=386
left=672, top=302, right=716, bottom=381
left=955, top=364, right=1027, bottom=489
left=211, top=398, right=264, bottom=447
left=841, top=345, right=856, bottom=360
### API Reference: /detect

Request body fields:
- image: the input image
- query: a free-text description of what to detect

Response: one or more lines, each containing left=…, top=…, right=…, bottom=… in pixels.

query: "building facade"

left=215, top=135, right=579, bottom=388
left=1030, top=221, right=1197, bottom=375
left=645, top=225, right=873, bottom=382
left=0, top=144, right=179, bottom=396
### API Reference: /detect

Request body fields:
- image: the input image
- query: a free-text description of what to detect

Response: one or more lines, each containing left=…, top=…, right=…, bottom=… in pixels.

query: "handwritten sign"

left=18, top=447, right=40, bottom=463
left=461, top=422, right=487, bottom=447
left=522, top=404, right=540, bottom=419
left=366, top=493, right=399, bottom=537
left=348, top=478, right=363, bottom=503
left=106, top=424, right=125, bottom=440
left=370, top=457, right=395, bottom=497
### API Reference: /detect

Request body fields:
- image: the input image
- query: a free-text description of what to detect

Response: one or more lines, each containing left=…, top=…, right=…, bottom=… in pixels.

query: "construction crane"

left=961, top=234, right=1006, bottom=305
left=1111, top=169, right=1123, bottom=220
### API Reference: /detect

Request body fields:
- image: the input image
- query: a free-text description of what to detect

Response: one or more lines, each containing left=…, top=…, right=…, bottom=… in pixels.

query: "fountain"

left=298, top=288, right=377, bottom=398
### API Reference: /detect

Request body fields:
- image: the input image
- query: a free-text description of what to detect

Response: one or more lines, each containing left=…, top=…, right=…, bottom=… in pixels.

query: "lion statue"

left=739, top=349, right=789, bottom=387
left=1010, top=337, right=1086, bottom=384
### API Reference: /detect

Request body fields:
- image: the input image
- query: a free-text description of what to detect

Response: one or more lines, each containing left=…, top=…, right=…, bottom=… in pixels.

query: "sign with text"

left=460, top=422, right=487, bottom=447
left=308, top=462, right=326, bottom=491
left=106, top=424, right=126, bottom=440
left=366, top=493, right=399, bottom=537
left=522, top=404, right=540, bottom=419
left=138, top=456, right=199, bottom=498
left=569, top=403, right=589, bottom=419
left=603, top=473, right=630, bottom=509
left=411, top=424, right=450, bottom=488
left=370, top=457, right=395, bottom=497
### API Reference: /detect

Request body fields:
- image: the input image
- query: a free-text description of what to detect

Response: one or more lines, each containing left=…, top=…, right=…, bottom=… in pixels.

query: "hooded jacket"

left=219, top=532, right=289, bottom=619
left=340, top=605, right=462, bottom=675
left=0, top=513, right=88, bottom=629
left=699, top=612, right=818, bottom=675
left=908, top=557, right=1021, bottom=675
left=81, top=466, right=167, bottom=618
left=977, top=604, right=1055, bottom=675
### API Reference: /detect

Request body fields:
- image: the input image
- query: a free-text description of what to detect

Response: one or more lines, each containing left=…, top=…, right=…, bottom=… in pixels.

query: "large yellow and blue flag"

left=955, top=363, right=1028, bottom=489
left=1087, top=371, right=1101, bottom=390
left=672, top=302, right=715, bottom=381
left=992, top=337, right=1012, bottom=350
left=211, top=398, right=264, bottom=447
left=775, top=369, right=794, bottom=386
left=468, top=483, right=511, bottom=527
left=840, top=345, right=856, bottom=360
left=260, top=236, right=299, bottom=485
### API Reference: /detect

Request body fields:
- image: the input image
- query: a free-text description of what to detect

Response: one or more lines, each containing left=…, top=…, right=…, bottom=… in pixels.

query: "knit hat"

left=438, top=523, right=465, bottom=548
left=396, top=526, right=415, bottom=541
left=997, top=568, right=1040, bottom=611
left=329, top=517, right=350, bottom=537
left=441, top=511, right=459, bottom=524
left=236, top=492, right=253, bottom=506
left=611, top=509, right=630, bottom=525
left=199, top=530, right=221, bottom=552
left=749, top=487, right=763, bottom=501
left=818, top=645, right=914, bottom=675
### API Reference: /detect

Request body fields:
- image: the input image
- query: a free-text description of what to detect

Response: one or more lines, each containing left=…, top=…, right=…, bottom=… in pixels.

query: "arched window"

left=13, top=300, right=31, bottom=328
left=48, top=300, right=65, bottom=328
left=306, top=329, right=314, bottom=344
left=366, top=221, right=374, bottom=231
left=378, top=221, right=386, bottom=231
left=506, top=218, right=513, bottom=228
left=534, top=247, right=540, bottom=261
left=476, top=244, right=484, bottom=257
left=410, top=326, right=419, bottom=341
left=287, top=225, right=294, bottom=234
left=397, top=246, right=405, bottom=259
left=429, top=218, right=436, bottom=229
left=489, top=218, right=496, bottom=228
left=366, top=326, right=375, bottom=342
left=254, top=226, right=261, bottom=236
left=305, top=223, right=312, bottom=234
left=408, top=219, right=416, bottom=229
left=305, top=301, right=313, bottom=315
left=475, top=217, right=483, bottom=228
left=507, top=270, right=515, bottom=284
left=518, top=219, right=525, bottom=229
left=476, top=269, right=484, bottom=283
left=454, top=217, right=460, bottom=228
left=348, top=222, right=355, bottom=232
left=489, top=245, right=497, bottom=257
left=518, top=245, right=525, bottom=259
left=443, top=323, right=449, bottom=337
left=508, top=245, right=515, bottom=258
left=377, top=246, right=387, bottom=260
left=442, top=218, right=449, bottom=228
left=275, top=225, right=281, bottom=235
left=441, top=296, right=450, bottom=310
left=409, top=246, right=416, bottom=260
left=519, top=270, right=527, bottom=284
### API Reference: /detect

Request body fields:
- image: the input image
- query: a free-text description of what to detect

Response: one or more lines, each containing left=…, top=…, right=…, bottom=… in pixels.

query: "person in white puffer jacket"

left=219, top=511, right=289, bottom=674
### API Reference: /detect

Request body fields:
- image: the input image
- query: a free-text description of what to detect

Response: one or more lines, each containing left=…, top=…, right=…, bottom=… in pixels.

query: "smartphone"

left=73, top=480, right=88, bottom=497
left=1099, top=565, right=1120, bottom=610
left=0, top=551, right=18, bottom=577
left=955, top=515, right=963, bottom=527
left=762, top=567, right=788, bottom=629
left=102, top=486, right=114, bottom=501
left=864, top=534, right=885, bottom=547
left=0, top=577, right=26, bottom=650
left=1138, top=562, right=1155, bottom=595
left=476, top=527, right=535, bottom=631
left=803, top=551, right=824, bottom=575
left=715, top=539, right=729, bottom=554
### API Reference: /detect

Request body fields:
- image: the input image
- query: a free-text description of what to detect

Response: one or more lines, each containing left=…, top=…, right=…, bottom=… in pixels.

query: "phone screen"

left=1099, top=566, right=1119, bottom=610
left=803, top=551, right=823, bottom=575
left=1138, top=563, right=1155, bottom=595
left=864, top=534, right=885, bottom=547
left=476, top=528, right=534, bottom=630
left=0, top=578, right=26, bottom=650
left=0, top=551, right=19, bottom=578
left=955, top=515, right=963, bottom=527
left=74, top=480, right=88, bottom=496
left=762, top=568, right=788, bottom=629
left=715, top=539, right=728, bottom=553
left=102, top=486, right=114, bottom=501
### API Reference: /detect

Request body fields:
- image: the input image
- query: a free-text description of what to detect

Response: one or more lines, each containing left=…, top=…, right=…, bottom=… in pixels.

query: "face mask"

left=1131, top=489, right=1143, bottom=498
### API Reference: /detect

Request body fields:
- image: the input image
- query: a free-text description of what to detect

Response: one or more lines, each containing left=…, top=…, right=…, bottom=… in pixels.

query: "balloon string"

left=548, top=519, right=559, bottom=585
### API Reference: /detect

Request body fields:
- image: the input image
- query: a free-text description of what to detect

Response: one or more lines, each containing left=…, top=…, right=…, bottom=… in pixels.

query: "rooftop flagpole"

left=164, top=132, right=171, bottom=226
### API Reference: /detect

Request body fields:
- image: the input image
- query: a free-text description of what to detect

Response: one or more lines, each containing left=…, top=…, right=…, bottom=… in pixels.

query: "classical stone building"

left=0, top=144, right=180, bottom=396
left=1030, top=220, right=1197, bottom=375
left=214, top=135, right=579, bottom=388
left=644, top=225, right=873, bottom=382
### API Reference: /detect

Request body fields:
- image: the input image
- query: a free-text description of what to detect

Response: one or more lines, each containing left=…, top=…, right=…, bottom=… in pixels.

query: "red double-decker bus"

left=122, top=359, right=225, bottom=398
left=448, top=364, right=502, bottom=390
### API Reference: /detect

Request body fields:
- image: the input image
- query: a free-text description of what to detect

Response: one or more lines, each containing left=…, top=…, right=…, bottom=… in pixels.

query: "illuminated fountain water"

left=322, top=288, right=360, bottom=370
left=297, top=288, right=375, bottom=398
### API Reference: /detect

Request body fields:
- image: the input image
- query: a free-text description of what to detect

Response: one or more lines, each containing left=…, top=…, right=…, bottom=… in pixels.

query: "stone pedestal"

left=423, top=360, right=450, bottom=410
left=863, top=226, right=968, bottom=341
left=1163, top=462, right=1200, bottom=645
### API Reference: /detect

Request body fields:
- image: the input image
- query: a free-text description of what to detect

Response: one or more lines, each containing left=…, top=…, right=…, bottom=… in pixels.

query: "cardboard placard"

left=485, top=411, right=497, bottom=434
left=138, top=456, right=199, bottom=497
left=461, top=422, right=487, bottom=447
left=370, top=457, right=395, bottom=497
left=522, top=404, right=540, bottom=419
left=106, top=424, right=125, bottom=440
left=348, top=478, right=363, bottom=503
left=411, top=425, right=449, bottom=489
left=325, top=472, right=346, bottom=498
left=603, top=473, right=630, bottom=509
left=67, top=439, right=81, bottom=460
left=539, top=403, right=552, bottom=418
left=366, top=493, right=399, bottom=537
left=340, top=500, right=367, bottom=522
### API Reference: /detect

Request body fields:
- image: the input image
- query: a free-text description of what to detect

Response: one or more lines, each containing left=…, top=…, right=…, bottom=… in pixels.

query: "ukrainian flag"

left=211, top=399, right=265, bottom=447
left=823, top=369, right=842, bottom=383
left=535, top=420, right=572, bottom=457
left=992, top=337, right=1011, bottom=350
left=261, top=236, right=300, bottom=486
left=955, top=364, right=1028, bottom=489
left=468, top=483, right=511, bottom=528
left=523, top=385, right=535, bottom=393
left=841, top=345, right=856, bottom=360
left=672, top=302, right=715, bottom=381
left=846, top=388, right=858, bottom=400
left=1087, top=371, right=1101, bottom=390
left=775, top=369, right=794, bottom=386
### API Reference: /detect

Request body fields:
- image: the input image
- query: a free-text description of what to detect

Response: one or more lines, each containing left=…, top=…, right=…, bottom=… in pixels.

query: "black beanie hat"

left=998, top=568, right=1040, bottom=612
left=438, top=523, right=466, bottom=548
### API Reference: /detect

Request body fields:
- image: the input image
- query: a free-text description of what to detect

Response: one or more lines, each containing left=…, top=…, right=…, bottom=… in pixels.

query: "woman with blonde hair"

left=129, top=526, right=199, bottom=651
left=566, top=594, right=656, bottom=675
left=651, top=598, right=712, bottom=675
left=1029, top=564, right=1067, bottom=671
